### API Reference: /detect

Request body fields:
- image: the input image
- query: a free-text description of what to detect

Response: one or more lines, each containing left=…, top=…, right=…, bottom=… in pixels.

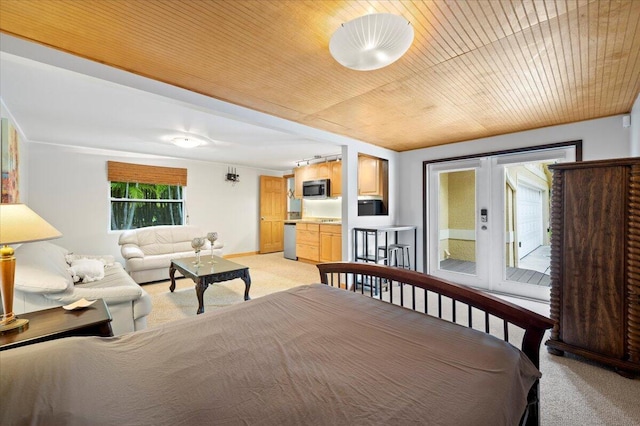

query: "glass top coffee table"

left=169, top=256, right=251, bottom=315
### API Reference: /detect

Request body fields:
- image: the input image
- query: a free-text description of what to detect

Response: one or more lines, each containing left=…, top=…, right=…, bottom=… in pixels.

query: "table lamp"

left=0, top=204, right=62, bottom=334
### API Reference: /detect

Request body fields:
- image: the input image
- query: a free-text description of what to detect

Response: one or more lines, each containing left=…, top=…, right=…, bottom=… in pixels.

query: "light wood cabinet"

left=296, top=223, right=319, bottom=262
left=358, top=155, right=384, bottom=196
left=320, top=224, right=342, bottom=263
left=330, top=161, right=342, bottom=197
left=545, top=158, right=640, bottom=377
left=294, top=166, right=312, bottom=199
left=294, top=161, right=340, bottom=198
left=313, top=162, right=330, bottom=180
left=296, top=223, right=342, bottom=263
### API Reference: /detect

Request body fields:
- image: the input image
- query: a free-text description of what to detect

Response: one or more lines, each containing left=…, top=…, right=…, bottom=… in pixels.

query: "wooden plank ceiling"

left=1, top=0, right=639, bottom=152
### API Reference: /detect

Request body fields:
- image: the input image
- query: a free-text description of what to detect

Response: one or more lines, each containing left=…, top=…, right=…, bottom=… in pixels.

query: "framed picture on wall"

left=1, top=117, right=20, bottom=203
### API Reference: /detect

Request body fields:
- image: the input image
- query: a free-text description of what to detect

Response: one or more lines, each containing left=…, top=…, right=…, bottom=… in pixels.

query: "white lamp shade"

left=0, top=204, right=62, bottom=245
left=330, top=13, right=414, bottom=71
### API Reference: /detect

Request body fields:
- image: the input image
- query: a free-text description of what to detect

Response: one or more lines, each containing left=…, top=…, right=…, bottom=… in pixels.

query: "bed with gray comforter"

left=1, top=280, right=548, bottom=425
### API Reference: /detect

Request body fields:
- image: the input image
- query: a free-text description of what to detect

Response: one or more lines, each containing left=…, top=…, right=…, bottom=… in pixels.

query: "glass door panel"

left=428, top=158, right=488, bottom=289
left=491, top=152, right=573, bottom=300
left=438, top=170, right=477, bottom=275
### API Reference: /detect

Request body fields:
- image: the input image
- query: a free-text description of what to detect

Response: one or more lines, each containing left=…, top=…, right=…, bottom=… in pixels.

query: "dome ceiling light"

left=329, top=13, right=414, bottom=71
left=171, top=137, right=204, bottom=148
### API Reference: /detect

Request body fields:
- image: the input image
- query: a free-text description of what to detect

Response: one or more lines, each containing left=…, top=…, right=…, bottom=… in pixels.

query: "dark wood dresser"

left=545, top=157, right=640, bottom=377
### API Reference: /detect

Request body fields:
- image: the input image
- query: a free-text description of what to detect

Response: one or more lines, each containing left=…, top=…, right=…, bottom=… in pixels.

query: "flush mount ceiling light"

left=329, top=13, right=414, bottom=71
left=171, top=137, right=204, bottom=148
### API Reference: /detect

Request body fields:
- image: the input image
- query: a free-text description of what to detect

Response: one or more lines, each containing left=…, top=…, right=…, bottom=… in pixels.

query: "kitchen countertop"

left=285, top=218, right=342, bottom=225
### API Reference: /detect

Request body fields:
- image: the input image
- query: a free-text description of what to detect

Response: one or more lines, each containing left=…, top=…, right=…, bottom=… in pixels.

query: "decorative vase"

left=207, top=232, right=218, bottom=263
left=191, top=237, right=206, bottom=266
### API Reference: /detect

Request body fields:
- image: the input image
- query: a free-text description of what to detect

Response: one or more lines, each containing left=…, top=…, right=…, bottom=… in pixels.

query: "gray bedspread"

left=0, top=284, right=540, bottom=425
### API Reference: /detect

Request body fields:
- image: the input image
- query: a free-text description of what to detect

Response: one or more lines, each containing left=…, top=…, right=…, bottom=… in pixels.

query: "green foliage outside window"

left=110, top=182, right=184, bottom=230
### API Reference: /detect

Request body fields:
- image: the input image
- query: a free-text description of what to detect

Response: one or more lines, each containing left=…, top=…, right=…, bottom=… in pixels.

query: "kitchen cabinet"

left=294, top=161, right=339, bottom=198
left=319, top=224, right=342, bottom=263
left=358, top=155, right=385, bottom=196
left=545, top=158, right=640, bottom=377
left=313, top=162, right=330, bottom=180
left=330, top=161, right=342, bottom=197
left=294, top=166, right=313, bottom=199
left=296, top=223, right=319, bottom=262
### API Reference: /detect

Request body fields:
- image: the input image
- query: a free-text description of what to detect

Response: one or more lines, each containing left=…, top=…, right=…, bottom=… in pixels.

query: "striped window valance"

left=107, top=161, right=187, bottom=186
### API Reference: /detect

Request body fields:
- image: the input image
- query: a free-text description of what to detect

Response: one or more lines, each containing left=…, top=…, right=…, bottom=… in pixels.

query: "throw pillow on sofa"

left=15, top=242, right=73, bottom=293
left=69, top=259, right=105, bottom=283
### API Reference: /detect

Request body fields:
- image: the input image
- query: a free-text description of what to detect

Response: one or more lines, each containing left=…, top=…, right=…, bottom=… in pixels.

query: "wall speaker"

left=623, top=115, right=631, bottom=128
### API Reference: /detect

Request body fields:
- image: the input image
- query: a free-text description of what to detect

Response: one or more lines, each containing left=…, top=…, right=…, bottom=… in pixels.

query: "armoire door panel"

left=561, top=168, right=625, bottom=357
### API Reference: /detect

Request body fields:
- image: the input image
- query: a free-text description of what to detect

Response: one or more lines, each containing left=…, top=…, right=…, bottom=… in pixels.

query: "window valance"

left=107, top=161, right=187, bottom=186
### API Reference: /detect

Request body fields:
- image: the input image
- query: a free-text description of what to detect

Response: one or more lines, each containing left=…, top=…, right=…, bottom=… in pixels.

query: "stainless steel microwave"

left=302, top=179, right=330, bottom=199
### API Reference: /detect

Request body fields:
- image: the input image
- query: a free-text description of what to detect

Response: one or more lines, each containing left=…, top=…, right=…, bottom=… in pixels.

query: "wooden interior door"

left=259, top=175, right=286, bottom=254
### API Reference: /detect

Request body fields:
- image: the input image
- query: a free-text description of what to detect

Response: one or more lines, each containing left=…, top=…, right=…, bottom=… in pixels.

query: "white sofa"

left=12, top=241, right=152, bottom=336
left=118, top=225, right=224, bottom=284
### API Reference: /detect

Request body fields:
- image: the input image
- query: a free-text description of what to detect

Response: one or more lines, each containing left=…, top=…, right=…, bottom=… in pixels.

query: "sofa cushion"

left=125, top=250, right=211, bottom=272
left=120, top=244, right=144, bottom=259
left=119, top=225, right=211, bottom=257
left=14, top=242, right=73, bottom=293
left=48, top=263, right=142, bottom=305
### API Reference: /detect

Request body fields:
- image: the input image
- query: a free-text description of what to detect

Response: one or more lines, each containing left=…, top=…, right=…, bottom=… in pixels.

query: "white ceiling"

left=0, top=36, right=354, bottom=172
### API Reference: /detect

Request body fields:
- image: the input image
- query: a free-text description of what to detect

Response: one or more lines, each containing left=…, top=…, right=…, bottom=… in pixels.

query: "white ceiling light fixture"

left=329, top=13, right=414, bottom=71
left=171, top=137, right=204, bottom=148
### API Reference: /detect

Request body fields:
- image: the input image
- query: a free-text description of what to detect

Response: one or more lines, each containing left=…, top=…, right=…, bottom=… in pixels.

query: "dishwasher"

left=284, top=223, right=297, bottom=260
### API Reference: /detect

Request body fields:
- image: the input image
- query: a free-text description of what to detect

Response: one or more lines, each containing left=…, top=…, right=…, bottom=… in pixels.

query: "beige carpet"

left=144, top=253, right=320, bottom=325
left=143, top=253, right=640, bottom=426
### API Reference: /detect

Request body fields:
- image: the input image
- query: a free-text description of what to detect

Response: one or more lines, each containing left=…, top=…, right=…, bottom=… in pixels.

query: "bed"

left=0, top=262, right=553, bottom=426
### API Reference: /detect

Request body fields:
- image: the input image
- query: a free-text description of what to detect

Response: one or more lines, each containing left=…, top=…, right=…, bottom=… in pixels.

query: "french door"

left=426, top=146, right=575, bottom=300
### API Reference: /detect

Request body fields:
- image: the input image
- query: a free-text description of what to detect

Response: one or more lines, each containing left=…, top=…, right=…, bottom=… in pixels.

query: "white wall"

left=631, top=93, right=640, bottom=156
left=26, top=143, right=281, bottom=263
left=398, top=114, right=634, bottom=271
left=341, top=143, right=399, bottom=261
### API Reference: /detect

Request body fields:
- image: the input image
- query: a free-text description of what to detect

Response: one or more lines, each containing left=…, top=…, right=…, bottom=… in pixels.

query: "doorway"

left=259, top=175, right=286, bottom=254
left=426, top=145, right=577, bottom=300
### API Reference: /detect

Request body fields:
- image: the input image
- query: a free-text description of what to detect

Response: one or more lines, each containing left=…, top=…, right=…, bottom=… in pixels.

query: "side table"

left=0, top=299, right=113, bottom=351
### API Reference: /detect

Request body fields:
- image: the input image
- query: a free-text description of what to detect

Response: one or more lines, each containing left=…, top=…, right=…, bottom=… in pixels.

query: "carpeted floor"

left=143, top=252, right=640, bottom=426
left=144, top=253, right=320, bottom=325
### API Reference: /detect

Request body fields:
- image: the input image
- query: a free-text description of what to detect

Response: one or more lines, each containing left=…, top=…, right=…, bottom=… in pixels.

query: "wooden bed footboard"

left=317, top=262, right=554, bottom=426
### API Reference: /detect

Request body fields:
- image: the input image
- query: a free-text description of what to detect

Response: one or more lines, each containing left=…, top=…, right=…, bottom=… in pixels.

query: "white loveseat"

left=118, top=225, right=224, bottom=284
left=12, top=241, right=152, bottom=336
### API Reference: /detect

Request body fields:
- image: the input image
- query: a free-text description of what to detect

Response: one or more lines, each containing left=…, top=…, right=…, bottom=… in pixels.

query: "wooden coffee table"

left=169, top=255, right=251, bottom=314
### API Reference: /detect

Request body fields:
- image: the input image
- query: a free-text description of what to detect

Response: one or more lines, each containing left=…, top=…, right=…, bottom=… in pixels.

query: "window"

left=110, top=182, right=184, bottom=230
left=108, top=161, right=187, bottom=231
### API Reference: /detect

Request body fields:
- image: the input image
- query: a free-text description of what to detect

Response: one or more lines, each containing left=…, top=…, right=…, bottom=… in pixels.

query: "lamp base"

left=0, top=318, right=29, bottom=335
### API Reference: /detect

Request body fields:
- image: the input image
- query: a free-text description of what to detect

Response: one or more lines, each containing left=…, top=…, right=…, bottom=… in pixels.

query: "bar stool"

left=388, top=243, right=411, bottom=269
left=377, top=246, right=389, bottom=265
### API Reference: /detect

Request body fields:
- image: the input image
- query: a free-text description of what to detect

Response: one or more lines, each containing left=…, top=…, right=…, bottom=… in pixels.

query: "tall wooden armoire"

left=545, top=157, right=640, bottom=377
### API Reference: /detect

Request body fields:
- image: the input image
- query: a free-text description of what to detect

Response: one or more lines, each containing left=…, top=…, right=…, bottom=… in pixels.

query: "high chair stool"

left=388, top=243, right=411, bottom=269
